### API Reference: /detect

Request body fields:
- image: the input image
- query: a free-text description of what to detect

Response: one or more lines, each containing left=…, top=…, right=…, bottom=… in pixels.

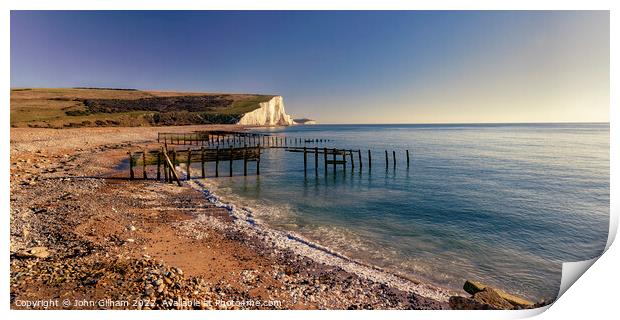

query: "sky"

left=11, top=11, right=609, bottom=124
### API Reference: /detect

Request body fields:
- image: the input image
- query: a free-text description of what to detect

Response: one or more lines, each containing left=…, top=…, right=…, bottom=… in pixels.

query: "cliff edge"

left=237, top=96, right=295, bottom=126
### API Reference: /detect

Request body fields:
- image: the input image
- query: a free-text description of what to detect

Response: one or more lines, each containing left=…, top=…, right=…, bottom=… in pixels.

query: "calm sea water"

left=200, top=123, right=609, bottom=300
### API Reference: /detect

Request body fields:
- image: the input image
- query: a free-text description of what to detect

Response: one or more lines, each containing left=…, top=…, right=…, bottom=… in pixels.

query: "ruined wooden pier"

left=129, top=130, right=412, bottom=184
left=128, top=145, right=262, bottom=183
left=157, top=131, right=332, bottom=148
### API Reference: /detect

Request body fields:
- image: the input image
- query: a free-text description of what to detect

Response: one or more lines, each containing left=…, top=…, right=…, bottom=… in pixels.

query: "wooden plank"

left=162, top=149, right=182, bottom=186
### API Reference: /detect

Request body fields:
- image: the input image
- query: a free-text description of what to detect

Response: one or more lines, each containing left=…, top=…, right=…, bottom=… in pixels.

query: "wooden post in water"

left=350, top=150, right=354, bottom=171
left=157, top=151, right=161, bottom=181
left=256, top=144, right=261, bottom=175
left=201, top=147, right=206, bottom=178
left=129, top=152, right=134, bottom=180
left=215, top=147, right=220, bottom=177
left=303, top=147, right=307, bottom=176
left=229, top=147, right=233, bottom=177
left=243, top=145, right=248, bottom=176
left=343, top=151, right=346, bottom=175
left=314, top=147, right=318, bottom=175
left=385, top=150, right=388, bottom=169
left=393, top=150, right=396, bottom=168
left=332, top=149, right=337, bottom=175
left=406, top=150, right=410, bottom=167
left=324, top=147, right=328, bottom=175
left=358, top=150, right=362, bottom=172
left=368, top=150, right=372, bottom=171
left=142, top=151, right=147, bottom=179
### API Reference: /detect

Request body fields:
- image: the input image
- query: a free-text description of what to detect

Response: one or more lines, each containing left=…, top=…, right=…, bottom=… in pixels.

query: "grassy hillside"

left=10, top=88, right=274, bottom=128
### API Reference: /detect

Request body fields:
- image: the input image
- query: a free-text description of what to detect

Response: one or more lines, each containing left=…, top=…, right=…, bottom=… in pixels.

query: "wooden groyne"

left=158, top=131, right=332, bottom=148
left=128, top=145, right=262, bottom=183
left=285, top=147, right=411, bottom=175
left=128, top=130, right=412, bottom=184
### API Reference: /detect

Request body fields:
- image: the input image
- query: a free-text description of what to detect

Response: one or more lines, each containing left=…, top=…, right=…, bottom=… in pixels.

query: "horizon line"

left=312, top=121, right=610, bottom=125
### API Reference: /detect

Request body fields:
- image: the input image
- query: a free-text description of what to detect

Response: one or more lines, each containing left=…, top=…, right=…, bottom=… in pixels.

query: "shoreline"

left=9, top=126, right=451, bottom=309
left=183, top=171, right=458, bottom=302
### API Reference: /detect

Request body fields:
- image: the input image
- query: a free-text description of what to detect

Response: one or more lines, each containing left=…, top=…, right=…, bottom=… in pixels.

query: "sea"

left=198, top=123, right=609, bottom=301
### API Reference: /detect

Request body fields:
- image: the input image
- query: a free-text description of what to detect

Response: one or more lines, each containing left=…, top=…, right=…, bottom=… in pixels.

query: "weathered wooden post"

left=332, top=149, right=337, bottom=175
left=324, top=147, right=328, bottom=175
left=350, top=150, right=354, bottom=171
left=385, top=150, right=388, bottom=169
left=215, top=147, right=220, bottom=177
left=358, top=150, right=362, bottom=172
left=157, top=133, right=160, bottom=143
left=157, top=151, right=161, bottom=180
left=229, top=147, right=233, bottom=177
left=142, top=151, right=147, bottom=179
left=303, top=146, right=307, bottom=176
left=406, top=149, right=410, bottom=167
left=201, top=147, right=206, bottom=178
left=368, top=150, right=372, bottom=171
left=172, top=150, right=177, bottom=168
left=164, top=154, right=169, bottom=182
left=314, top=147, right=318, bottom=175
left=343, top=151, right=346, bottom=175
left=256, top=144, right=261, bottom=175
left=128, top=152, right=134, bottom=180
left=162, top=149, right=182, bottom=186
left=186, top=148, right=192, bottom=180
left=393, top=150, right=396, bottom=168
left=243, top=145, right=248, bottom=176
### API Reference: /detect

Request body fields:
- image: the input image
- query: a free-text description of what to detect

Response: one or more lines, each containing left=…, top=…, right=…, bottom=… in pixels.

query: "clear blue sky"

left=11, top=11, right=609, bottom=123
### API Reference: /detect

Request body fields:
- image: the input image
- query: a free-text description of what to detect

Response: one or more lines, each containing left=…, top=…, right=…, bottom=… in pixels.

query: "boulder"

left=463, top=280, right=485, bottom=295
left=463, top=280, right=534, bottom=308
left=473, top=288, right=513, bottom=309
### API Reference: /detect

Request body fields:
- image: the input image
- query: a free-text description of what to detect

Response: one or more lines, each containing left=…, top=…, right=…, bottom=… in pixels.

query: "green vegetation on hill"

left=10, top=88, right=274, bottom=128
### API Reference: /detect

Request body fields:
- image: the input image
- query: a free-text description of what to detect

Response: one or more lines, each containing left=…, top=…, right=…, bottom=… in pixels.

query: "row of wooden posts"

left=157, top=132, right=331, bottom=148
left=128, top=145, right=262, bottom=184
left=289, top=147, right=411, bottom=175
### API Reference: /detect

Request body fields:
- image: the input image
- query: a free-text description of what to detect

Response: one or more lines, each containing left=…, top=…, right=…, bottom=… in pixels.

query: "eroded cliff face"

left=237, top=96, right=295, bottom=126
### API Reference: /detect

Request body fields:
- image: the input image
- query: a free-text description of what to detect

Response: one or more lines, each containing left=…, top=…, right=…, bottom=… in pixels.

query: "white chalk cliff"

left=237, top=96, right=295, bottom=126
